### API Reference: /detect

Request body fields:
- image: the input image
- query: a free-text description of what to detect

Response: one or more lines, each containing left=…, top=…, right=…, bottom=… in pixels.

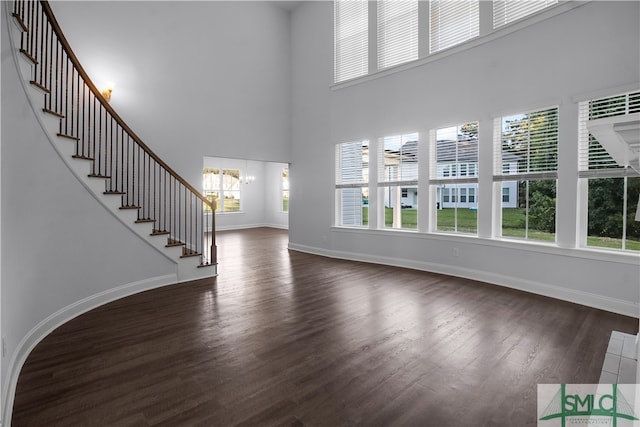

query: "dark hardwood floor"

left=12, top=227, right=638, bottom=426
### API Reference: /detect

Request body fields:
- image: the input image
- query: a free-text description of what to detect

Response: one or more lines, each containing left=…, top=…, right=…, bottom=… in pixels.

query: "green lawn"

left=360, top=206, right=639, bottom=251
left=437, top=208, right=477, bottom=234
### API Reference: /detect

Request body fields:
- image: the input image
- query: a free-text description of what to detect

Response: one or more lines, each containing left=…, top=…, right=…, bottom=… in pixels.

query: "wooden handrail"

left=38, top=1, right=211, bottom=209
left=11, top=0, right=216, bottom=265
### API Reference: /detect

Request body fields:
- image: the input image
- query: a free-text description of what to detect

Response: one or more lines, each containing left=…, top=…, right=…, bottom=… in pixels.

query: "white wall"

left=49, top=1, right=293, bottom=191
left=263, top=162, right=289, bottom=229
left=290, top=1, right=640, bottom=316
left=1, top=6, right=180, bottom=422
left=203, top=157, right=288, bottom=230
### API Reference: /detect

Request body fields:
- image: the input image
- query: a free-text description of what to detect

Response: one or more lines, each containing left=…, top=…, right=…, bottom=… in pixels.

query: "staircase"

left=7, top=0, right=217, bottom=281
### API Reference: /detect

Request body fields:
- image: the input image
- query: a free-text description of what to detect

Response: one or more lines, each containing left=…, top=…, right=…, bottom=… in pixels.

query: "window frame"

left=335, top=140, right=370, bottom=227
left=493, top=106, right=559, bottom=242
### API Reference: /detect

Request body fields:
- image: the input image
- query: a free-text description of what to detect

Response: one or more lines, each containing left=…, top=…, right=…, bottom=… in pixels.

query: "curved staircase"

left=7, top=0, right=217, bottom=282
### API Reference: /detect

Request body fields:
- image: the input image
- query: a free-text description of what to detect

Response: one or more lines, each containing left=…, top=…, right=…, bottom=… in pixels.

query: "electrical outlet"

left=452, top=247, right=459, bottom=257
left=2, top=336, right=6, bottom=358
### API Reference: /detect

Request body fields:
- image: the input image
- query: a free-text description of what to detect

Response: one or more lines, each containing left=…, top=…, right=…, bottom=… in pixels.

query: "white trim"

left=571, top=82, right=640, bottom=105
left=216, top=223, right=289, bottom=231
left=1, top=274, right=178, bottom=426
left=288, top=242, right=638, bottom=318
left=330, top=225, right=640, bottom=264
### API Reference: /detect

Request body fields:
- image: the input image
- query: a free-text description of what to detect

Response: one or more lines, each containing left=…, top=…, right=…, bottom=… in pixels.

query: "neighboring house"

left=434, top=138, right=519, bottom=209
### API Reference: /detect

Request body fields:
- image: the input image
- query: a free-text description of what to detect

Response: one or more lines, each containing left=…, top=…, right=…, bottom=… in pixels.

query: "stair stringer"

left=6, top=10, right=216, bottom=282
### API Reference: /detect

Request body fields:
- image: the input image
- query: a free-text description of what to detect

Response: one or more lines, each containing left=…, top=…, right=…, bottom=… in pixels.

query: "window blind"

left=377, top=0, right=418, bottom=70
left=493, top=0, right=558, bottom=29
left=378, top=133, right=419, bottom=185
left=336, top=140, right=370, bottom=187
left=495, top=107, right=558, bottom=180
left=335, top=0, right=368, bottom=83
left=429, top=1, right=479, bottom=54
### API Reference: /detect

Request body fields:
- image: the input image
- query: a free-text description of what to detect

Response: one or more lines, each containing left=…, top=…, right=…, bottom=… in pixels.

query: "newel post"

left=210, top=200, right=217, bottom=265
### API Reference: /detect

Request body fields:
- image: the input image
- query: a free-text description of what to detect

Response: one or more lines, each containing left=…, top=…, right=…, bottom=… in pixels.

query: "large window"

left=493, top=0, right=558, bottom=29
left=377, top=0, right=418, bottom=70
left=203, top=168, right=242, bottom=213
left=578, top=92, right=640, bottom=251
left=494, top=107, right=558, bottom=242
left=335, top=0, right=561, bottom=83
left=336, top=140, right=370, bottom=226
left=334, top=0, right=368, bottom=83
left=429, top=1, right=479, bottom=53
left=431, top=122, right=478, bottom=234
left=378, top=133, right=419, bottom=229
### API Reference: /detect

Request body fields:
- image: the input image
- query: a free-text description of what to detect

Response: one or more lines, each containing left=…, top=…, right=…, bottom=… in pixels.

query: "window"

left=377, top=0, right=418, bottom=70
left=202, top=168, right=241, bottom=213
left=431, top=122, right=478, bottom=234
left=336, top=140, right=370, bottom=226
left=493, top=0, right=558, bottom=29
left=578, top=92, right=640, bottom=251
left=430, top=1, right=479, bottom=54
left=502, top=187, right=510, bottom=203
left=495, top=107, right=558, bottom=242
left=379, top=133, right=419, bottom=229
left=282, top=167, right=289, bottom=212
left=335, top=0, right=368, bottom=83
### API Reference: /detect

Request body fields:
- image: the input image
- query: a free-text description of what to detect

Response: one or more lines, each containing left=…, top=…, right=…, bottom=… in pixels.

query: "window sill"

left=330, top=226, right=640, bottom=265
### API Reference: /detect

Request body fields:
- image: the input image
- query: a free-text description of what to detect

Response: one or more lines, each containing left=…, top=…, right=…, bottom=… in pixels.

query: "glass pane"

left=223, top=190, right=241, bottom=212
left=383, top=186, right=417, bottom=229
left=282, top=168, right=289, bottom=212
left=502, top=180, right=556, bottom=242
left=587, top=177, right=640, bottom=251
left=436, top=183, right=477, bottom=234
left=339, top=188, right=368, bottom=227
left=627, top=177, right=640, bottom=251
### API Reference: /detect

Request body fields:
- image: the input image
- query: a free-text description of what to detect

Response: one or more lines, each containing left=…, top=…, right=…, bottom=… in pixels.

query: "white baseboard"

left=1, top=273, right=177, bottom=426
left=288, top=243, right=639, bottom=318
left=216, top=223, right=288, bottom=231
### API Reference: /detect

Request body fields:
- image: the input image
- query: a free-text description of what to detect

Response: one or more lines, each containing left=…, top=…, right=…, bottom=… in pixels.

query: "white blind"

left=578, top=91, right=640, bottom=175
left=336, top=140, right=370, bottom=187
left=431, top=122, right=478, bottom=182
left=378, top=133, right=419, bottom=184
left=430, top=1, right=479, bottom=54
left=495, top=107, right=558, bottom=180
left=377, top=0, right=418, bottom=70
left=493, top=0, right=558, bottom=29
left=335, top=0, right=368, bottom=83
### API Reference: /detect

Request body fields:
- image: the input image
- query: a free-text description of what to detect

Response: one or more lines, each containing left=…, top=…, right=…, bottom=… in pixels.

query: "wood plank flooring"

left=11, top=227, right=638, bottom=426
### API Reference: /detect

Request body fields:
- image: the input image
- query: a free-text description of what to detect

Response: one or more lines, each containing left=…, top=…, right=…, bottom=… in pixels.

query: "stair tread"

left=198, top=262, right=218, bottom=268
left=21, top=50, right=38, bottom=65
left=30, top=80, right=49, bottom=93
left=57, top=133, right=80, bottom=141
left=151, top=230, right=170, bottom=236
left=104, top=191, right=126, bottom=195
left=12, top=13, right=28, bottom=32
left=120, top=205, right=141, bottom=210
left=43, top=108, right=64, bottom=119
left=72, top=155, right=94, bottom=161
left=180, top=251, right=201, bottom=258
left=88, top=173, right=111, bottom=179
